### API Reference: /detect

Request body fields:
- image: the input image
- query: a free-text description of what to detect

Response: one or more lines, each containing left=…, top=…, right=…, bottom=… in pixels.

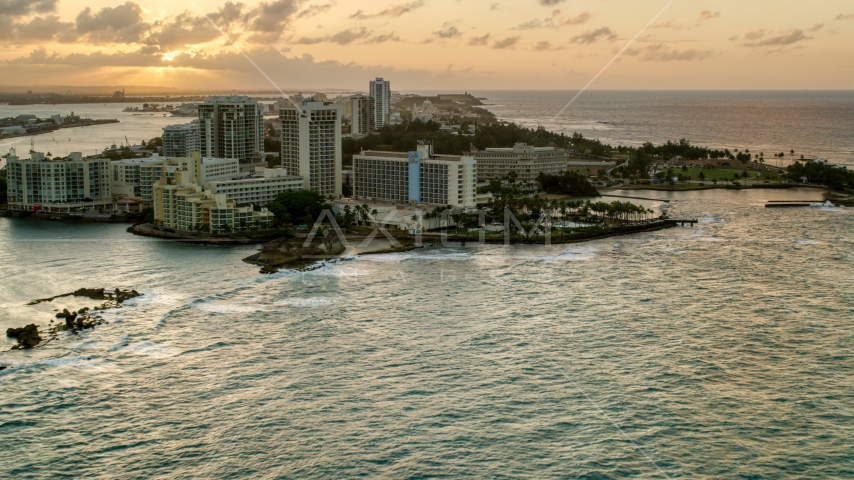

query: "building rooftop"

left=358, top=150, right=470, bottom=162
left=201, top=96, right=257, bottom=104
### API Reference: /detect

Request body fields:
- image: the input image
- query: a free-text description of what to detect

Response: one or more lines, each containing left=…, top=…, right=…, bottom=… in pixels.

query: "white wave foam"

left=127, top=342, right=178, bottom=358
left=275, top=297, right=337, bottom=308
left=193, top=303, right=261, bottom=314
left=539, top=245, right=601, bottom=263
left=794, top=239, right=823, bottom=245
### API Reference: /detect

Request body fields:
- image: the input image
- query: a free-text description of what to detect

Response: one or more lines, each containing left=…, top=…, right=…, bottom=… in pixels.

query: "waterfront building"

left=471, top=143, right=568, bottom=184
left=162, top=121, right=200, bottom=157
left=197, top=96, right=264, bottom=171
left=353, top=142, right=477, bottom=208
left=565, top=159, right=617, bottom=176
left=369, top=78, right=391, bottom=129
left=113, top=153, right=239, bottom=206
left=206, top=168, right=303, bottom=206
left=351, top=95, right=375, bottom=135
left=152, top=168, right=274, bottom=234
left=5, top=148, right=111, bottom=213
left=279, top=100, right=343, bottom=196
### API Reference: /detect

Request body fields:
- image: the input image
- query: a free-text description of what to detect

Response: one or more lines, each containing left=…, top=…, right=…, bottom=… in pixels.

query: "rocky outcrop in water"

left=29, top=288, right=141, bottom=306
left=6, top=324, right=42, bottom=349
left=246, top=235, right=345, bottom=274
left=7, top=288, right=143, bottom=351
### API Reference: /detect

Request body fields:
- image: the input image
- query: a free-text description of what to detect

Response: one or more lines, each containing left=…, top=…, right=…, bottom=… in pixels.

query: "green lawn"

left=679, top=168, right=760, bottom=182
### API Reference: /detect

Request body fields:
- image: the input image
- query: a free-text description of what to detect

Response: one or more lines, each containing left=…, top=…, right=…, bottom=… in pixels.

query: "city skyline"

left=0, top=0, right=852, bottom=90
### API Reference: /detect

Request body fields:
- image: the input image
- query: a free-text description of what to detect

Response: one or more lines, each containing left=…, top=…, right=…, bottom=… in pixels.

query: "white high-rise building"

left=353, top=142, right=477, bottom=208
left=351, top=95, right=375, bottom=135
left=197, top=96, right=264, bottom=171
left=279, top=100, right=343, bottom=197
left=369, top=78, right=391, bottom=129
left=5, top=149, right=112, bottom=213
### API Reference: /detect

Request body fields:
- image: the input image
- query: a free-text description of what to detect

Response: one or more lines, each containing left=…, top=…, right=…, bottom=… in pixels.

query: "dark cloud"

left=366, top=32, right=401, bottom=43
left=741, top=29, right=811, bottom=48
left=467, top=33, right=490, bottom=46
left=75, top=2, right=150, bottom=44
left=297, top=1, right=336, bottom=19
left=743, top=29, right=765, bottom=40
left=145, top=12, right=222, bottom=50
left=652, top=19, right=685, bottom=30
left=516, top=10, right=591, bottom=30
left=570, top=27, right=616, bottom=44
left=1, top=46, right=478, bottom=90
left=0, top=0, right=56, bottom=16
left=295, top=26, right=371, bottom=45
left=349, top=0, right=424, bottom=19
left=492, top=36, right=519, bottom=49
left=245, top=0, right=303, bottom=41
left=808, top=23, right=824, bottom=32
left=696, top=10, right=720, bottom=24
left=538, top=0, right=564, bottom=5
left=625, top=44, right=713, bottom=61
left=532, top=40, right=561, bottom=51
left=0, top=14, right=74, bottom=42
left=836, top=13, right=854, bottom=20
left=432, top=25, right=461, bottom=39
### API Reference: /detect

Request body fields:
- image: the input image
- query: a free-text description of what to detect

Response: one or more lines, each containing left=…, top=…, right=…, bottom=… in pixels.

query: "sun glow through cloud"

left=0, top=0, right=850, bottom=89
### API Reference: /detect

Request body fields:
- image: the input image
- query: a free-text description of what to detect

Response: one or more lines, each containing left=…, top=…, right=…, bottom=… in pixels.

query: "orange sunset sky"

left=1, top=0, right=852, bottom=90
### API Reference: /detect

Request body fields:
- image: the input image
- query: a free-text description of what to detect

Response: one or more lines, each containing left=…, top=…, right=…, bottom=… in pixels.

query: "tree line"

left=785, top=161, right=854, bottom=192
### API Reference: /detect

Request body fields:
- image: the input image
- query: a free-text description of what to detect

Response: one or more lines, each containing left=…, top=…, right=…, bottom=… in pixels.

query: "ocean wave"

left=539, top=245, right=601, bottom=263
left=126, top=342, right=179, bottom=358
left=275, top=297, right=338, bottom=308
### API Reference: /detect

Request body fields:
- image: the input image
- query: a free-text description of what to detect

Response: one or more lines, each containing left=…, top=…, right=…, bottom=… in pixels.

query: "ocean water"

left=469, top=90, right=854, bottom=167
left=2, top=187, right=854, bottom=477
left=0, top=103, right=190, bottom=160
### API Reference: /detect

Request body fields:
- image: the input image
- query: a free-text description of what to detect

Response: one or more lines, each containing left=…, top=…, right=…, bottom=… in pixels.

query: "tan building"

left=112, top=153, right=240, bottom=207
left=152, top=170, right=274, bottom=234
left=471, top=143, right=568, bottom=184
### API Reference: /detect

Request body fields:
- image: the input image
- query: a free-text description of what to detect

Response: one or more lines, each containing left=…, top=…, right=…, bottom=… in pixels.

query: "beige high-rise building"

left=279, top=100, right=343, bottom=197
left=350, top=95, right=375, bottom=135
left=198, top=96, right=264, bottom=171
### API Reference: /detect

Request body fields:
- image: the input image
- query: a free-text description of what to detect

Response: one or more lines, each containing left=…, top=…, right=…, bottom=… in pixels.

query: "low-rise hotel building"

left=206, top=168, right=303, bottom=205
left=5, top=148, right=112, bottom=213
left=152, top=168, right=274, bottom=234
left=471, top=143, right=568, bottom=184
left=353, top=142, right=477, bottom=208
left=112, top=153, right=240, bottom=206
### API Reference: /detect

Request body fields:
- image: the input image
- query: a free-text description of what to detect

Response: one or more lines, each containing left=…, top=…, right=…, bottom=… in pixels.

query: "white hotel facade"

left=471, top=142, right=569, bottom=184
left=353, top=142, right=477, bottom=208
left=5, top=149, right=112, bottom=213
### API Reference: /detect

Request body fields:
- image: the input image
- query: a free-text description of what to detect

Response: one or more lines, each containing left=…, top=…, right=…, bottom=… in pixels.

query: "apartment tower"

left=369, top=78, right=391, bottom=130
left=197, top=96, right=264, bottom=171
left=279, top=100, right=343, bottom=197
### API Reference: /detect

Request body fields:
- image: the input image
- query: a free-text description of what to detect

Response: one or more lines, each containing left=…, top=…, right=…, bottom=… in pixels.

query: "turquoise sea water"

left=2, top=187, right=853, bottom=477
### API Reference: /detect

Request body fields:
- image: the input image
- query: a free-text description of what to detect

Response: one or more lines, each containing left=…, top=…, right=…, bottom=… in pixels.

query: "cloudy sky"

left=1, top=0, right=852, bottom=90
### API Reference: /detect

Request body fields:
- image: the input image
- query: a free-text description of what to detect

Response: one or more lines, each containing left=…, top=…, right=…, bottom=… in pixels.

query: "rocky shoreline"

left=5, top=288, right=142, bottom=351
left=128, top=223, right=281, bottom=244
left=244, top=235, right=347, bottom=274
